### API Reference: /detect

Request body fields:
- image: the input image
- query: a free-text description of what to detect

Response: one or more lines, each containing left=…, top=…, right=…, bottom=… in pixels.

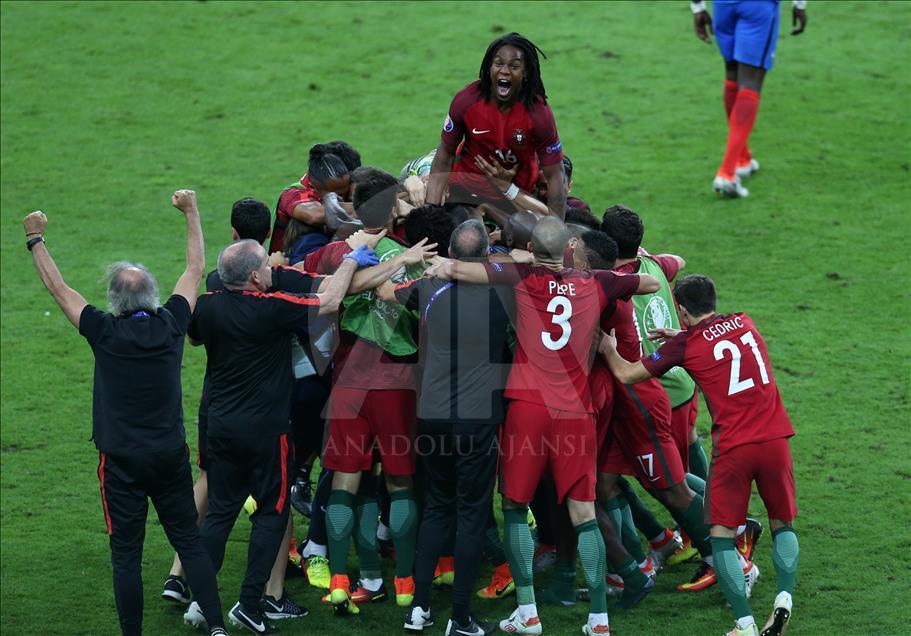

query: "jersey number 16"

left=713, top=332, right=770, bottom=396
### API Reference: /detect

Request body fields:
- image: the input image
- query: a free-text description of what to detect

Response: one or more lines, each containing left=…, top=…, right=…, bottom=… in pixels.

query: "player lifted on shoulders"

left=434, top=217, right=660, bottom=635
left=426, top=33, right=566, bottom=219
left=602, top=275, right=799, bottom=636
left=691, top=0, right=808, bottom=198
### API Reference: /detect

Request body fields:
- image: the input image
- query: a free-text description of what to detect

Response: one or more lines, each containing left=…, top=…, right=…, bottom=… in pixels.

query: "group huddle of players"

left=164, top=28, right=800, bottom=636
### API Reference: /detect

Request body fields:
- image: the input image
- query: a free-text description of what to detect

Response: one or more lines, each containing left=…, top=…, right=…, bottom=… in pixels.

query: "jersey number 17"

left=713, top=332, right=770, bottom=396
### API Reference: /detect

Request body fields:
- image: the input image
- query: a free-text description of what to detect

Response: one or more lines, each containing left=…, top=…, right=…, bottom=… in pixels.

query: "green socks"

left=772, top=527, right=799, bottom=594
left=688, top=438, right=709, bottom=481
left=685, top=473, right=706, bottom=497
left=618, top=499, right=647, bottom=563
left=326, top=489, right=355, bottom=576
left=540, top=558, right=576, bottom=606
left=603, top=497, right=623, bottom=535
left=354, top=494, right=381, bottom=580
left=483, top=523, right=508, bottom=567
left=389, top=489, right=418, bottom=578
left=575, top=520, right=608, bottom=614
left=617, top=478, right=665, bottom=541
left=672, top=494, right=712, bottom=558
left=711, top=537, right=753, bottom=620
left=504, top=509, right=536, bottom=606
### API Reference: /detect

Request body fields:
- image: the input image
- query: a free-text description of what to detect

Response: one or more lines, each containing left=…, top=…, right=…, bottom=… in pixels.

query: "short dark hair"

left=600, top=204, right=643, bottom=259
left=580, top=230, right=618, bottom=270
left=308, top=143, right=349, bottom=186
left=231, top=198, right=271, bottom=245
left=479, top=32, right=548, bottom=108
left=673, top=274, right=717, bottom=315
left=326, top=140, right=361, bottom=171
left=443, top=202, right=473, bottom=225
left=565, top=205, right=600, bottom=231
left=352, top=170, right=399, bottom=228
left=404, top=204, right=456, bottom=256
left=562, top=155, right=573, bottom=182
left=450, top=219, right=489, bottom=260
left=350, top=165, right=384, bottom=186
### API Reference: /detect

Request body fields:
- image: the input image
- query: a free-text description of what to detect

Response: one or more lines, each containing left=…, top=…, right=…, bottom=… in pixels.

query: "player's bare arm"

left=425, top=140, right=457, bottom=205
left=540, top=161, right=567, bottom=219
left=634, top=273, right=661, bottom=294
left=343, top=239, right=437, bottom=295
left=314, top=254, right=361, bottom=315
left=598, top=328, right=654, bottom=384
left=23, top=211, right=88, bottom=329
left=691, top=1, right=713, bottom=43
left=474, top=154, right=549, bottom=216
left=170, top=189, right=206, bottom=312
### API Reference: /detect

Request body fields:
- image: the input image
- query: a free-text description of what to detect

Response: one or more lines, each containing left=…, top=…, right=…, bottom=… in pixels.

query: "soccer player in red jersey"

left=269, top=142, right=360, bottom=253
left=691, top=1, right=808, bottom=198
left=436, top=217, right=660, bottom=636
left=426, top=33, right=567, bottom=218
left=602, top=274, right=799, bottom=636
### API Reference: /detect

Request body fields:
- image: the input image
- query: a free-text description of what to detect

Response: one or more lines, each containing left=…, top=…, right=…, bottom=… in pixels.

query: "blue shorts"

left=714, top=1, right=780, bottom=71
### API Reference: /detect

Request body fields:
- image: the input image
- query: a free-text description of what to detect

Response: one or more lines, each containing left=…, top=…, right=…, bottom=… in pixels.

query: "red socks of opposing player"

left=718, top=85, right=760, bottom=180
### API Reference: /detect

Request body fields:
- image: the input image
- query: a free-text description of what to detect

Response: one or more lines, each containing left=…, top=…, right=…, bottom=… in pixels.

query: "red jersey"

left=270, top=174, right=320, bottom=254
left=485, top=262, right=641, bottom=414
left=641, top=312, right=794, bottom=455
left=441, top=81, right=563, bottom=195
left=303, top=239, right=416, bottom=391
left=614, top=253, right=681, bottom=282
left=601, top=299, right=669, bottom=413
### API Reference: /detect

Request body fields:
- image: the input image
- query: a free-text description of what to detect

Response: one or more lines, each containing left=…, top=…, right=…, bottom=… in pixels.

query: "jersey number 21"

left=713, top=332, right=770, bottom=396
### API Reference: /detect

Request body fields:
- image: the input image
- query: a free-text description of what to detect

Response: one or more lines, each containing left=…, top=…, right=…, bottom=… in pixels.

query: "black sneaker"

left=446, top=616, right=496, bottom=636
left=619, top=574, right=655, bottom=609
left=162, top=575, right=191, bottom=604
left=737, top=517, right=764, bottom=562
left=228, top=602, right=278, bottom=634
left=262, top=594, right=308, bottom=620
left=290, top=474, right=312, bottom=517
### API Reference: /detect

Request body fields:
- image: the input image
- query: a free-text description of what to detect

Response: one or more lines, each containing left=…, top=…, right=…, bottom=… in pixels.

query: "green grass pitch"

left=2, top=1, right=910, bottom=634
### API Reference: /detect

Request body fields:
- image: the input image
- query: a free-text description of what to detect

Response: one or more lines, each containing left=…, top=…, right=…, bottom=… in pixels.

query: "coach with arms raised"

left=23, top=191, right=227, bottom=636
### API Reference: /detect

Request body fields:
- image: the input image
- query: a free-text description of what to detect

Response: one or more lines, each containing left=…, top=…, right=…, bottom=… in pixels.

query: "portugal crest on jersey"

left=512, top=129, right=526, bottom=145
left=643, top=297, right=673, bottom=332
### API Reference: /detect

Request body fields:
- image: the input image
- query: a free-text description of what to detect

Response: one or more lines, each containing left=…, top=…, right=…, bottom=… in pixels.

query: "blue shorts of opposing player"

left=714, top=0, right=780, bottom=70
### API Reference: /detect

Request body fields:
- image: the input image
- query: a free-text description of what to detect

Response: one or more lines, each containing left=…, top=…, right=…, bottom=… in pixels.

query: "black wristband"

left=26, top=236, right=45, bottom=251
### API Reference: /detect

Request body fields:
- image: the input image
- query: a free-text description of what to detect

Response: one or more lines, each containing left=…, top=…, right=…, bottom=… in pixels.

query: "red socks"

left=723, top=79, right=739, bottom=118
left=718, top=87, right=760, bottom=180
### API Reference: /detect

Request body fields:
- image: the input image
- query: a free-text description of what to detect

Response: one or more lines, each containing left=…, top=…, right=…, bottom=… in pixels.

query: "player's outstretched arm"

left=346, top=239, right=437, bottom=295
left=541, top=162, right=567, bottom=219
left=171, top=190, right=206, bottom=312
left=425, top=140, right=456, bottom=205
left=691, top=2, right=713, bottom=43
left=598, top=329, right=653, bottom=384
left=23, top=211, right=88, bottom=329
left=315, top=247, right=376, bottom=314
left=474, top=155, right=549, bottom=217
left=634, top=274, right=661, bottom=294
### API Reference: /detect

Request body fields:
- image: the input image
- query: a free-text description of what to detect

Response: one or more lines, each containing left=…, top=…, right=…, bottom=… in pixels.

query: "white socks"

left=301, top=541, right=326, bottom=558
left=517, top=603, right=538, bottom=622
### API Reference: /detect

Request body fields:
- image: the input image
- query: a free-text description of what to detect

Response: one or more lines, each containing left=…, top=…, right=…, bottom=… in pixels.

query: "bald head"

left=218, top=239, right=268, bottom=287
left=105, top=261, right=160, bottom=315
left=531, top=216, right=570, bottom=262
left=505, top=210, right=539, bottom=250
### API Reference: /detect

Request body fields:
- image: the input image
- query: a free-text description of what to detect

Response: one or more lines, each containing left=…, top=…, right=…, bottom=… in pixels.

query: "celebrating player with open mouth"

left=426, top=32, right=567, bottom=218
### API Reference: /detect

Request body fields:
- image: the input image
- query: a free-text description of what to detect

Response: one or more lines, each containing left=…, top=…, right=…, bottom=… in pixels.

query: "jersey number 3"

left=713, top=332, right=770, bottom=396
left=541, top=296, right=572, bottom=351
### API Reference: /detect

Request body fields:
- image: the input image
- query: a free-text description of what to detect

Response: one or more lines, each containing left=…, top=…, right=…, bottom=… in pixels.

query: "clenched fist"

left=23, top=210, right=48, bottom=236
left=171, top=189, right=198, bottom=214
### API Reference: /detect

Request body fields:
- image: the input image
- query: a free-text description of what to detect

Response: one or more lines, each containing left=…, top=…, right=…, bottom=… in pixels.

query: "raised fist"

left=171, top=189, right=198, bottom=213
left=23, top=210, right=48, bottom=236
